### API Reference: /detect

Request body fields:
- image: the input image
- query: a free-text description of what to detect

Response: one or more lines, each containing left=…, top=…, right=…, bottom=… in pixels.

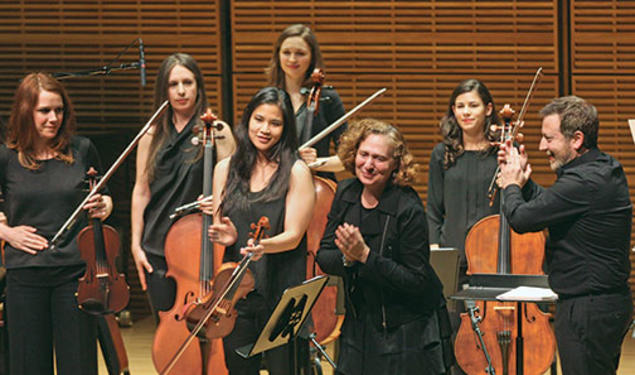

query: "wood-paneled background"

left=0, top=0, right=633, bottom=318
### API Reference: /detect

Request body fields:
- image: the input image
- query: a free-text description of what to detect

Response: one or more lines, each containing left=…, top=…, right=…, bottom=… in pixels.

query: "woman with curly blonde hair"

left=317, top=118, right=451, bottom=375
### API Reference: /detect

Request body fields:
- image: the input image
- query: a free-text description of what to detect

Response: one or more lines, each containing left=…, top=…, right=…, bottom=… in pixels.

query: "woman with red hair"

left=0, top=72, right=112, bottom=374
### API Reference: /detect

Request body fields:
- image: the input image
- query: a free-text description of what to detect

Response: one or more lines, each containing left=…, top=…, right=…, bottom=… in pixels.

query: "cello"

left=454, top=69, right=556, bottom=375
left=160, top=217, right=269, bottom=375
left=302, top=69, right=345, bottom=348
left=152, top=109, right=228, bottom=375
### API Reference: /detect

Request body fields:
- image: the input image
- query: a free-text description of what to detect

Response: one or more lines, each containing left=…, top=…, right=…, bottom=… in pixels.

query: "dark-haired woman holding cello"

left=0, top=72, right=112, bottom=374
left=200, top=87, right=315, bottom=375
left=130, top=53, right=235, bottom=316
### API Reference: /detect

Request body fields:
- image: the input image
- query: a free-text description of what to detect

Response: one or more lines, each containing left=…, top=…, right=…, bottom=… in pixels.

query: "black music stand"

left=451, top=274, right=557, bottom=375
left=236, top=275, right=328, bottom=375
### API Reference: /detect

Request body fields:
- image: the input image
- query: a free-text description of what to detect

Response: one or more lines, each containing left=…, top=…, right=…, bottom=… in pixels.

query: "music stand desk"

left=236, top=275, right=328, bottom=375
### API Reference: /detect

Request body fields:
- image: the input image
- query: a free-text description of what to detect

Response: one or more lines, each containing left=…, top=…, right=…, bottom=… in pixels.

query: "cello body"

left=454, top=214, right=556, bottom=375
left=152, top=213, right=228, bottom=375
left=306, top=176, right=344, bottom=345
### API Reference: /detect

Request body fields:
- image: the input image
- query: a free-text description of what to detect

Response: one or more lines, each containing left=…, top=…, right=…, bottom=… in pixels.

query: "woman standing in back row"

left=266, top=24, right=347, bottom=179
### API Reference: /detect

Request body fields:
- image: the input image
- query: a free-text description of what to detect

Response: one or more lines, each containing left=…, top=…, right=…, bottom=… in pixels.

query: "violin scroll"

left=191, top=109, right=226, bottom=146
left=306, top=68, right=325, bottom=114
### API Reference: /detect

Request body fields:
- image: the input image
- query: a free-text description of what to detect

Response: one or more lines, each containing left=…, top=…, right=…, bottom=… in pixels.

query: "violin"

left=160, top=217, right=270, bottom=375
left=76, top=167, right=129, bottom=315
left=454, top=69, right=556, bottom=375
left=152, top=109, right=228, bottom=375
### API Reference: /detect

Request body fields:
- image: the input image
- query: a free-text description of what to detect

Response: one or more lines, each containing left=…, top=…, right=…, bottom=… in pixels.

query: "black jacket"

left=316, top=178, right=444, bottom=330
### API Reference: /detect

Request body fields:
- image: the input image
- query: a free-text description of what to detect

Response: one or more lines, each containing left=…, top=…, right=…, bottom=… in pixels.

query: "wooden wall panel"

left=571, top=0, right=635, bottom=74
left=232, top=0, right=559, bottom=198
left=571, top=0, right=635, bottom=300
left=233, top=1, right=558, bottom=74
left=0, top=1, right=223, bottom=319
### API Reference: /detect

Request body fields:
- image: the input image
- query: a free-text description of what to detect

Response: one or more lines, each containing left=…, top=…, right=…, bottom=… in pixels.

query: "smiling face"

left=33, top=89, right=64, bottom=143
left=539, top=113, right=578, bottom=171
left=248, top=103, right=284, bottom=154
left=355, top=134, right=397, bottom=192
left=279, top=36, right=312, bottom=85
left=167, top=64, right=197, bottom=117
left=452, top=89, right=493, bottom=138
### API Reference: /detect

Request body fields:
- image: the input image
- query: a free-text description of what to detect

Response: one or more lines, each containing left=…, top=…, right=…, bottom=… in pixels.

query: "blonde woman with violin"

left=131, top=53, right=235, bottom=317
left=266, top=24, right=346, bottom=178
left=200, top=87, right=315, bottom=375
left=0, top=73, right=112, bottom=374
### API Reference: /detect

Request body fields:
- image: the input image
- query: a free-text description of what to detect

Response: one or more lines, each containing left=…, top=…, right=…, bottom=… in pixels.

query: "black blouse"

left=0, top=136, right=104, bottom=269
left=426, top=143, right=500, bottom=264
left=142, top=117, right=204, bottom=257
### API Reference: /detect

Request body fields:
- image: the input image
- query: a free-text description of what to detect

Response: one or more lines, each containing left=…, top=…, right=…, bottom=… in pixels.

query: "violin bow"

left=299, top=87, right=387, bottom=150
left=487, top=67, right=543, bottom=203
left=50, top=100, right=169, bottom=249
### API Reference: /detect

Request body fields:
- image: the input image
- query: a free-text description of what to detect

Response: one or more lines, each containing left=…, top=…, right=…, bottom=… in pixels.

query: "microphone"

left=138, top=38, right=146, bottom=86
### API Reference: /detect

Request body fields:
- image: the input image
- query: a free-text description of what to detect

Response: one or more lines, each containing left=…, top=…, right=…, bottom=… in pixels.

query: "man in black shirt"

left=498, top=96, right=633, bottom=375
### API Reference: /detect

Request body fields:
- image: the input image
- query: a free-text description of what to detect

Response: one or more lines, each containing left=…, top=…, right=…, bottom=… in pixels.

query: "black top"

left=223, top=166, right=307, bottom=308
left=0, top=136, right=104, bottom=269
left=317, top=178, right=444, bottom=329
left=295, top=87, right=347, bottom=180
left=426, top=143, right=500, bottom=262
left=142, top=117, right=204, bottom=257
left=503, top=148, right=632, bottom=297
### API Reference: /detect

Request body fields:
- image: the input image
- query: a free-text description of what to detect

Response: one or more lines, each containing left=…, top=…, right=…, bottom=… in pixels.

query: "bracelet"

left=342, top=255, right=355, bottom=267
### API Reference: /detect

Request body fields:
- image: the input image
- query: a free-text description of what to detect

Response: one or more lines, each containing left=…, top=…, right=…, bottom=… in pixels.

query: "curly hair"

left=439, top=79, right=500, bottom=169
left=337, top=118, right=417, bottom=186
left=7, top=72, right=75, bottom=170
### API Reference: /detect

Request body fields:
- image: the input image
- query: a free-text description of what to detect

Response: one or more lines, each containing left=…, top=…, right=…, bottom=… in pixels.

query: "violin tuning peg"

left=516, top=133, right=524, bottom=143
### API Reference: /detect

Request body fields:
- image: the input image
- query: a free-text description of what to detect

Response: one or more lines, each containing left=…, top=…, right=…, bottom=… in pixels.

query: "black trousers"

left=555, top=291, right=632, bottom=375
left=5, top=266, right=97, bottom=375
left=222, top=292, right=310, bottom=375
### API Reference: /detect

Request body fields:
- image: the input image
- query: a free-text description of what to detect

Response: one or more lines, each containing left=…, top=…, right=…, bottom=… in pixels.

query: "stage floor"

left=100, top=317, right=635, bottom=374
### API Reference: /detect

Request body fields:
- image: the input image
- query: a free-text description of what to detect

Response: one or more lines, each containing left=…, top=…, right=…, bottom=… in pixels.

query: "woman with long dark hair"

left=426, top=78, right=501, bottom=285
left=200, top=87, right=315, bottom=374
left=0, top=72, right=112, bottom=374
left=266, top=24, right=346, bottom=178
left=130, top=52, right=235, bottom=315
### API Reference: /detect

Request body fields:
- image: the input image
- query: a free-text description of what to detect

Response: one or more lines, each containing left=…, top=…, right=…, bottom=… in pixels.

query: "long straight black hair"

left=220, top=87, right=298, bottom=214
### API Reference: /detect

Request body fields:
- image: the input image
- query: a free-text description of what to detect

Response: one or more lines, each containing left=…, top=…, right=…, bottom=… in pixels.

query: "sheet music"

left=496, top=286, right=558, bottom=302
